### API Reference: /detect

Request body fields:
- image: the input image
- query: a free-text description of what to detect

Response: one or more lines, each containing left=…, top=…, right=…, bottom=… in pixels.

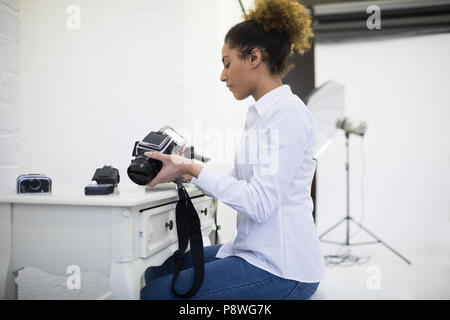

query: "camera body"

left=17, top=174, right=52, bottom=193
left=127, top=126, right=186, bottom=185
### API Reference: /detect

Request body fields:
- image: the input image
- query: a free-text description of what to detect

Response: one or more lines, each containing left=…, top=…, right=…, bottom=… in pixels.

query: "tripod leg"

left=319, top=217, right=347, bottom=240
left=350, top=219, right=412, bottom=265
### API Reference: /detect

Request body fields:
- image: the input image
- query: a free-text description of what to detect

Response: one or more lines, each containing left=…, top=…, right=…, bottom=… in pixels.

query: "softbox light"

left=304, top=81, right=345, bottom=159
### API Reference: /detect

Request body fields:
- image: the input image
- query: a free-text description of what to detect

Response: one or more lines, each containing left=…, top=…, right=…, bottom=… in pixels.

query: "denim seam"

left=297, top=282, right=316, bottom=296
left=194, top=276, right=275, bottom=299
left=283, top=282, right=301, bottom=300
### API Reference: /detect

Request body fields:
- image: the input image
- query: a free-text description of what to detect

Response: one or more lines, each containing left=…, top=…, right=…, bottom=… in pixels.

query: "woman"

left=140, top=0, right=324, bottom=300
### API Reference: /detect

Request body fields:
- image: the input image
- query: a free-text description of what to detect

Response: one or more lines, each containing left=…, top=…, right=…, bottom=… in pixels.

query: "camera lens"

left=127, top=156, right=161, bottom=185
left=29, top=179, right=41, bottom=191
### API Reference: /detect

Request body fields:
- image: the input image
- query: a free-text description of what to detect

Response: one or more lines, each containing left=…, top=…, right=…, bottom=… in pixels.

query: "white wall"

left=18, top=0, right=212, bottom=188
left=0, top=0, right=20, bottom=193
left=9, top=0, right=257, bottom=243
left=314, top=33, right=450, bottom=257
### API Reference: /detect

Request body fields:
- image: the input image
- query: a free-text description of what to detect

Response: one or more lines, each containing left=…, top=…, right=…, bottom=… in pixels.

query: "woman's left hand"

left=144, top=151, right=191, bottom=187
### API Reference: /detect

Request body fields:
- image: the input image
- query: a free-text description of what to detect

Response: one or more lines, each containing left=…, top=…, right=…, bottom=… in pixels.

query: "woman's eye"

left=225, top=63, right=230, bottom=69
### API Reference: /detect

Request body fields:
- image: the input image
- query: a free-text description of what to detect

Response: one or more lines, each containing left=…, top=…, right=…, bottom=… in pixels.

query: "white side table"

left=0, top=183, right=217, bottom=300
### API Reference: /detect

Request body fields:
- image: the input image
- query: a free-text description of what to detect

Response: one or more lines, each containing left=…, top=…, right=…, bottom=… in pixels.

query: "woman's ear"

left=249, top=48, right=262, bottom=68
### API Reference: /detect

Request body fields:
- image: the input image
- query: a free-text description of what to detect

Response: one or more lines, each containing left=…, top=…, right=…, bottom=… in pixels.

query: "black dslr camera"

left=127, top=126, right=186, bottom=185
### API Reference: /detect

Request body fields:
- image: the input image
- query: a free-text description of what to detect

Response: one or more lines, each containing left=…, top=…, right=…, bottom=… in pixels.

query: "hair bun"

left=246, top=0, right=314, bottom=55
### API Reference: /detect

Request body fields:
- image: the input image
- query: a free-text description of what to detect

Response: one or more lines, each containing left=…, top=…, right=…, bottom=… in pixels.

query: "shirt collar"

left=251, top=84, right=293, bottom=118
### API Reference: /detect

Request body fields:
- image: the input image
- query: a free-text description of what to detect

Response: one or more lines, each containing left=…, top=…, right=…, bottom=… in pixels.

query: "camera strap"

left=172, top=181, right=205, bottom=298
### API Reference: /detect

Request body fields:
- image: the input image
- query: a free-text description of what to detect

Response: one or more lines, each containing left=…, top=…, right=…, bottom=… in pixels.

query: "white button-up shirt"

left=192, top=84, right=325, bottom=283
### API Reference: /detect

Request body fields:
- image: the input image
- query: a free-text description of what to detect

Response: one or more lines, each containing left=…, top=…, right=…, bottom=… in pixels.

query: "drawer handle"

left=201, top=208, right=208, bottom=216
left=165, top=220, right=174, bottom=230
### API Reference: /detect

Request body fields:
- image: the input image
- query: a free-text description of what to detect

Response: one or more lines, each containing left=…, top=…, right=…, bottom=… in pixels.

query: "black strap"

left=171, top=180, right=205, bottom=298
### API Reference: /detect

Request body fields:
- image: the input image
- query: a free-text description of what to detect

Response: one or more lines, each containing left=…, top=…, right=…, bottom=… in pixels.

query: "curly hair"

left=225, top=0, right=314, bottom=77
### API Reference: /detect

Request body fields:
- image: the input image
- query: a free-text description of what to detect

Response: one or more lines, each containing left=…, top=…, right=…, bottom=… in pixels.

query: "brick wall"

left=0, top=0, right=19, bottom=193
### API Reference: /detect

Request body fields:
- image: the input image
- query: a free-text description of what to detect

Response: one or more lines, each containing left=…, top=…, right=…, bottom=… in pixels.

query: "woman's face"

left=220, top=43, right=254, bottom=100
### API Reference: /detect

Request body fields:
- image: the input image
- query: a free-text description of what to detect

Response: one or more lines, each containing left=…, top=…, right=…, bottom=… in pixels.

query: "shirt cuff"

left=191, top=165, right=221, bottom=197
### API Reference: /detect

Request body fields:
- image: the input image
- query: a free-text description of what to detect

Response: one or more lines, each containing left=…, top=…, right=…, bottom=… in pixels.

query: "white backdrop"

left=314, top=33, right=450, bottom=258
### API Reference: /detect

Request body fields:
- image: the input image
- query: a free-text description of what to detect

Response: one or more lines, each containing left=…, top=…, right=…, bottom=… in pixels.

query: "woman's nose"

left=220, top=69, right=227, bottom=82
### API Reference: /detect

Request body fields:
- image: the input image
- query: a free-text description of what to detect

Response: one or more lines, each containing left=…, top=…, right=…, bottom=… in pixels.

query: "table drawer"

left=191, top=196, right=216, bottom=227
left=139, top=196, right=216, bottom=259
left=139, top=203, right=177, bottom=258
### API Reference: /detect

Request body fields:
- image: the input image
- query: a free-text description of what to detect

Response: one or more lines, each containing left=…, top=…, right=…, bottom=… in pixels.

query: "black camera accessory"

left=84, top=165, right=119, bottom=195
left=92, top=165, right=120, bottom=186
left=17, top=174, right=52, bottom=194
left=84, top=182, right=115, bottom=195
left=171, top=178, right=204, bottom=298
left=127, top=126, right=186, bottom=186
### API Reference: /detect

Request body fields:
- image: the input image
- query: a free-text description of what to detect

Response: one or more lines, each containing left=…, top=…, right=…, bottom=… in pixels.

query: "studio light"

left=336, top=117, right=367, bottom=137
left=306, top=81, right=411, bottom=265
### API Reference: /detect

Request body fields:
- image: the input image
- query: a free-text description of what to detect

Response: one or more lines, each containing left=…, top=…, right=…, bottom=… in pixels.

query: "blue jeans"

left=140, top=245, right=319, bottom=300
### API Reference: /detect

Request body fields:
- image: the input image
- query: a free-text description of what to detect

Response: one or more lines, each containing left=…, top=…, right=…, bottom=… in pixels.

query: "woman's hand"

left=144, top=151, right=192, bottom=187
left=144, top=144, right=205, bottom=187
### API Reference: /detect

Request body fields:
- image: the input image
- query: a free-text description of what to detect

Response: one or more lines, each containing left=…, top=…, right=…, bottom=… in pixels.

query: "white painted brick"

left=0, top=165, right=18, bottom=193
left=0, top=0, right=19, bottom=12
left=0, top=72, right=19, bottom=103
left=0, top=8, right=19, bottom=41
left=0, top=104, right=19, bottom=131
left=0, top=0, right=18, bottom=194
left=0, top=135, right=18, bottom=163
left=0, top=40, right=18, bottom=74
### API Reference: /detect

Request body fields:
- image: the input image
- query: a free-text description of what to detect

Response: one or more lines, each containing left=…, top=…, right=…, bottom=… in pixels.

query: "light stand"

left=319, top=130, right=412, bottom=265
